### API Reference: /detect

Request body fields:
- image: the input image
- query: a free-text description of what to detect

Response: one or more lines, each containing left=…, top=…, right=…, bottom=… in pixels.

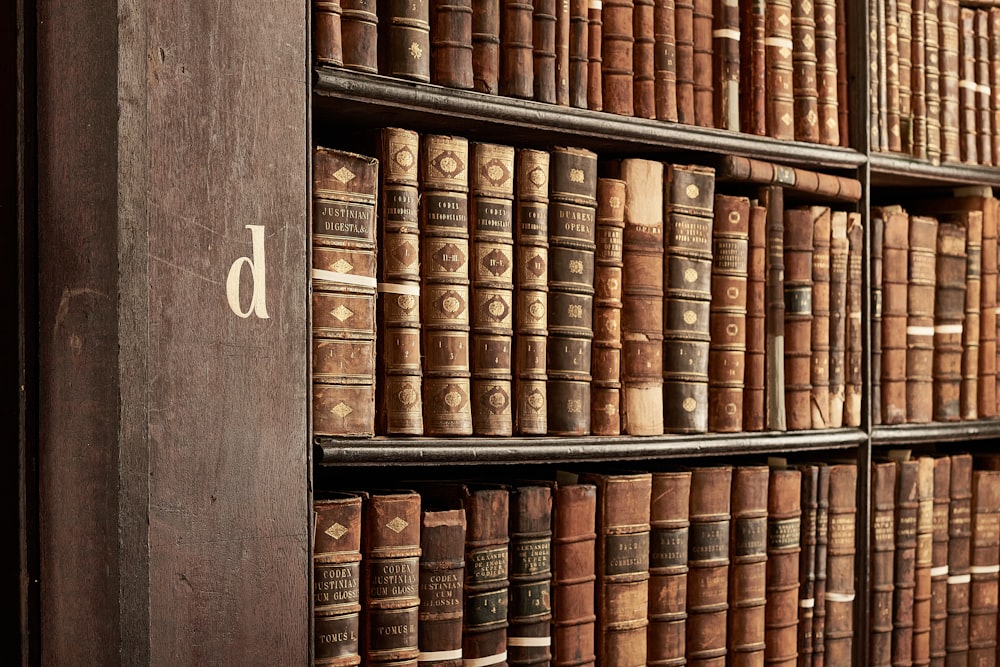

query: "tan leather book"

left=783, top=207, right=814, bottom=431
left=932, top=219, right=967, bottom=422
left=884, top=0, right=903, bottom=151
left=532, top=0, right=558, bottom=102
left=946, top=454, right=973, bottom=667
left=312, top=147, right=379, bottom=438
left=654, top=0, right=679, bottom=120
left=790, top=0, right=819, bottom=143
left=974, top=10, right=994, bottom=165
left=959, top=8, right=978, bottom=163
left=587, top=0, right=604, bottom=109
left=824, top=463, right=857, bottom=667
left=828, top=210, right=848, bottom=428
left=314, top=493, right=364, bottom=667
left=879, top=206, right=908, bottom=424
left=431, top=0, right=475, bottom=88
left=924, top=0, right=942, bottom=164
left=740, top=0, right=767, bottom=135
left=762, top=186, right=787, bottom=431
left=981, top=198, right=998, bottom=418
left=843, top=212, right=863, bottom=427
left=968, top=470, right=1000, bottom=665
left=552, top=481, right=598, bottom=667
left=633, top=0, right=656, bottom=117
left=871, top=212, right=884, bottom=425
left=315, top=0, right=345, bottom=66
left=647, top=470, right=692, bottom=667
left=892, top=458, right=920, bottom=667
left=418, top=508, right=467, bottom=667
left=570, top=0, right=590, bottom=107
left=913, top=457, right=935, bottom=667
left=907, top=215, right=939, bottom=424
left=713, top=0, right=740, bottom=131
left=764, top=465, right=801, bottom=667
left=764, top=0, right=795, bottom=140
left=813, top=462, right=830, bottom=667
left=507, top=484, right=553, bottom=667
left=341, top=0, right=379, bottom=72
left=692, top=0, right=714, bottom=127
left=797, top=465, right=819, bottom=666
left=501, top=0, right=536, bottom=98
left=929, top=457, right=951, bottom=667
left=744, top=202, right=767, bottom=432
left=940, top=0, right=961, bottom=162
left=556, top=0, right=571, bottom=104
left=898, top=0, right=914, bottom=152
left=990, top=9, right=1000, bottom=165
left=911, top=0, right=929, bottom=160
left=675, top=0, right=695, bottom=123
left=869, top=0, right=885, bottom=152
left=715, top=156, right=863, bottom=202
left=379, top=0, right=432, bottom=81
left=727, top=466, right=769, bottom=667
left=473, top=0, right=502, bottom=93
left=810, top=207, right=831, bottom=429
left=602, top=0, right=635, bottom=115
left=814, top=0, right=839, bottom=145
left=686, top=465, right=733, bottom=667
left=870, top=461, right=897, bottom=667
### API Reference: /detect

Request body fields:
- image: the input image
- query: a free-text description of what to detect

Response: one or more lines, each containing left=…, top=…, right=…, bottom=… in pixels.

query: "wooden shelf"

left=870, top=152, right=1000, bottom=187
left=871, top=419, right=1000, bottom=445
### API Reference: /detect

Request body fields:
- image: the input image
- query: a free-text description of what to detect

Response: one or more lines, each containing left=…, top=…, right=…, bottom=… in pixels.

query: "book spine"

left=602, top=0, right=635, bottom=115
left=911, top=0, right=928, bottom=159
left=932, top=220, right=967, bottom=422
left=833, top=0, right=847, bottom=146
left=633, top=0, right=656, bottom=117
left=907, top=215, right=939, bottom=424
left=980, top=198, right=998, bottom=418
left=707, top=194, right=750, bottom=433
left=507, top=486, right=553, bottom=667
left=814, top=0, right=839, bottom=145
left=341, top=0, right=379, bottom=72
left=315, top=0, right=345, bottom=66
left=885, top=0, right=902, bottom=151
left=924, top=0, right=941, bottom=163
left=967, top=470, right=1000, bottom=666
left=959, top=8, right=978, bottom=163
left=783, top=207, right=814, bottom=431
left=763, top=186, right=787, bottom=430
left=570, top=0, right=590, bottom=107
left=975, top=10, right=994, bottom=165
left=654, top=0, right=679, bottom=120
left=587, top=0, right=604, bottom=109
left=990, top=9, right=1000, bottom=165
left=431, top=0, right=475, bottom=88
left=940, top=0, right=961, bottom=162
left=892, top=460, right=920, bottom=667
left=880, top=207, right=909, bottom=424
left=663, top=164, right=716, bottom=434
left=380, top=0, right=432, bottom=81
left=552, top=484, right=598, bottom=667
left=765, top=0, right=795, bottom=140
left=312, top=147, right=379, bottom=438
left=713, top=0, right=740, bottom=131
left=744, top=202, right=767, bottom=432
left=740, top=0, right=767, bottom=135
left=843, top=213, right=863, bottom=427
left=501, top=0, right=536, bottom=98
left=716, top=155, right=862, bottom=203
left=419, top=509, right=467, bottom=667
left=913, top=457, right=935, bottom=667
left=533, top=0, right=558, bottom=102
left=692, top=0, right=714, bottom=127
left=314, top=494, right=364, bottom=667
left=929, top=457, right=952, bottom=667
left=791, top=0, right=819, bottom=142
left=420, top=135, right=474, bottom=436
left=675, top=0, right=696, bottom=123
left=898, top=0, right=914, bottom=151
left=824, top=464, right=857, bottom=667
left=828, top=211, right=848, bottom=428
left=727, top=466, right=769, bottom=667
left=871, top=213, right=885, bottom=425
left=765, top=467, right=802, bottom=667
left=472, top=0, right=502, bottom=93
left=813, top=465, right=831, bottom=667
left=870, top=461, right=897, bottom=667
left=797, top=466, right=819, bottom=666
left=464, top=488, right=511, bottom=667
left=946, top=454, right=973, bottom=667
left=648, top=470, right=693, bottom=667
left=808, top=208, right=830, bottom=429
left=871, top=0, right=884, bottom=151
left=556, top=0, right=571, bottom=104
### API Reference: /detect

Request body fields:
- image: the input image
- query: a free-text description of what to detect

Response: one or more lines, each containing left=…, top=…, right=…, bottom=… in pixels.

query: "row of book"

left=869, top=0, right=1000, bottom=166
left=312, top=0, right=850, bottom=145
left=313, top=461, right=858, bottom=667
left=311, top=130, right=865, bottom=439
left=870, top=190, right=1000, bottom=425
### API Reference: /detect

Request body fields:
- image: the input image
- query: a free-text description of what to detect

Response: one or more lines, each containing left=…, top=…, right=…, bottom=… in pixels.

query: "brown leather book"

left=924, top=0, right=942, bottom=164
left=813, top=0, right=839, bottom=146
left=797, top=465, right=819, bottom=666
left=552, top=481, right=598, bottom=667
left=929, top=457, right=951, bottom=667
left=727, top=466, right=769, bottom=667
left=763, top=186, right=787, bottom=431
left=707, top=194, right=750, bottom=433
left=315, top=0, right=345, bottom=66
left=469, top=142, right=516, bottom=436
left=870, top=461, right=897, bottom=667
left=473, top=0, right=502, bottom=93
left=507, top=485, right=553, bottom=667
left=663, top=164, right=715, bottom=434
left=420, top=135, right=474, bottom=436
left=790, top=0, right=819, bottom=143
left=580, top=471, right=653, bottom=667
left=314, top=493, right=364, bottom=667
left=687, top=465, right=733, bottom=667
left=907, top=215, right=939, bottom=424
left=547, top=147, right=598, bottom=436
left=570, top=0, right=590, bottom=107
left=532, top=0, right=558, bottom=102
left=378, top=128, right=424, bottom=436
left=980, top=197, right=998, bottom=418
left=959, top=8, right=978, bottom=163
left=913, top=457, right=935, bottom=667
left=587, top=0, right=604, bottom=109
left=884, top=0, right=903, bottom=151
left=946, top=453, right=973, bottom=667
left=515, top=149, right=550, bottom=435
left=591, top=178, right=627, bottom=436
left=654, top=0, right=679, bottom=120
left=911, top=0, right=929, bottom=160
left=418, top=508, right=467, bottom=667
left=869, top=0, right=883, bottom=152
left=712, top=0, right=740, bottom=130
left=990, top=10, right=1000, bottom=165
left=341, top=0, right=379, bottom=72
left=968, top=469, right=1000, bottom=666
left=714, top=156, right=863, bottom=203
left=892, top=458, right=920, bottom=667
left=501, top=0, right=536, bottom=98
left=898, top=0, right=914, bottom=152
left=809, top=207, right=831, bottom=429
left=648, top=470, right=692, bottom=667
left=974, top=10, right=994, bottom=165
left=379, top=0, right=432, bottom=81
left=764, top=0, right=795, bottom=140
left=843, top=213, right=863, bottom=428
left=744, top=202, right=767, bottom=432
left=617, top=158, right=665, bottom=435
left=633, top=0, right=656, bottom=117
left=824, top=464, right=857, bottom=667
left=602, top=0, right=635, bottom=115
left=764, top=466, right=802, bottom=667
left=312, top=147, right=378, bottom=438
left=556, top=0, right=571, bottom=105
left=692, top=0, right=714, bottom=127
left=932, top=220, right=967, bottom=422
left=871, top=213, right=885, bottom=426
left=783, top=207, right=814, bottom=431
left=675, top=0, right=696, bottom=123
left=940, top=0, right=961, bottom=162
left=431, top=0, right=475, bottom=88
left=879, top=206, right=908, bottom=425
left=812, top=464, right=830, bottom=667
left=828, top=210, right=848, bottom=428
left=740, top=0, right=767, bottom=135
left=361, top=490, right=422, bottom=667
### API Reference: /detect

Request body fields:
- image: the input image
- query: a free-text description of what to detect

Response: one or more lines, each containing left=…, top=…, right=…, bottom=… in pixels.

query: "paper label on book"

left=650, top=526, right=689, bottom=568
left=733, top=516, right=768, bottom=556
left=474, top=199, right=513, bottom=236
left=605, top=532, right=651, bottom=575
left=424, top=193, right=470, bottom=231
left=383, top=184, right=420, bottom=225
left=367, top=606, right=419, bottom=653
left=314, top=200, right=375, bottom=242
left=784, top=286, right=813, bottom=315
left=469, top=546, right=509, bottom=585
left=368, top=556, right=419, bottom=601
left=314, top=612, right=360, bottom=661
left=419, top=566, right=463, bottom=610
left=689, top=521, right=730, bottom=561
left=511, top=537, right=552, bottom=576
left=550, top=202, right=597, bottom=247
left=767, top=517, right=801, bottom=549
left=314, top=561, right=361, bottom=608
left=465, top=589, right=510, bottom=628
left=509, top=580, right=552, bottom=618
left=828, top=514, right=855, bottom=549
left=517, top=202, right=549, bottom=239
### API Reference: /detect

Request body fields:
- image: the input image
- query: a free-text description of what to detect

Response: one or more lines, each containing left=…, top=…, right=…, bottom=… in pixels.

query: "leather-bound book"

left=315, top=0, right=345, bottom=66
left=940, top=0, right=961, bottom=163
left=946, top=454, right=973, bottom=667
left=843, top=213, right=863, bottom=427
left=713, top=0, right=740, bottom=131
left=547, top=147, right=598, bottom=436
left=378, top=128, right=424, bottom=435
left=570, top=0, right=590, bottom=107
left=740, top=0, right=767, bottom=135
left=580, top=471, right=653, bottom=667
left=591, top=178, right=627, bottom=435
left=361, top=490, right=422, bottom=667
left=968, top=469, right=1000, bottom=666
left=515, top=149, right=550, bottom=435
left=648, top=470, right=693, bottom=667
left=974, top=10, right=993, bottom=166
left=675, top=0, right=695, bottom=123
left=764, top=0, right=795, bottom=140
left=714, top=157, right=863, bottom=203
left=707, top=194, right=750, bottom=433
left=790, top=0, right=819, bottom=143
left=870, top=461, right=897, bottom=667
left=692, top=0, right=714, bottom=127
left=663, top=164, right=716, bottom=434
left=762, top=186, right=787, bottom=430
left=764, top=466, right=802, bottom=667
left=911, top=0, right=928, bottom=160
left=420, top=135, right=473, bottom=436
left=924, top=0, right=942, bottom=164
left=884, top=0, right=903, bottom=152
left=742, top=202, right=766, bottom=432
left=932, top=220, right=967, bottom=422
left=314, top=493, right=364, bottom=667
left=980, top=196, right=998, bottom=418
left=880, top=206, right=908, bottom=425
left=379, top=0, right=432, bottom=81
left=810, top=207, right=831, bottom=429
left=617, top=158, right=665, bottom=435
left=892, top=458, right=920, bottom=667
left=341, top=0, right=379, bottom=72
left=990, top=10, right=1000, bottom=165
left=898, top=0, right=914, bottom=152
left=587, top=0, right=604, bottom=109
left=501, top=0, right=536, bottom=98
left=813, top=465, right=831, bottom=666
left=469, top=142, right=516, bottom=436
left=552, top=481, right=598, bottom=667
left=913, top=457, right=935, bottom=667
left=959, top=8, right=977, bottom=164
left=312, top=147, right=378, bottom=438
left=532, top=0, right=558, bottom=102
left=907, top=215, right=939, bottom=424
left=930, top=457, right=951, bottom=667
left=782, top=207, right=814, bottom=431
left=633, top=0, right=656, bottom=118
left=813, top=0, right=838, bottom=146
left=871, top=212, right=884, bottom=426
left=869, top=0, right=882, bottom=152
left=828, top=210, right=848, bottom=428
left=431, top=0, right=475, bottom=88
left=727, top=466, right=769, bottom=667
left=418, top=508, right=467, bottom=667
left=556, top=0, right=571, bottom=105
left=686, top=465, right=733, bottom=667
left=602, top=0, right=635, bottom=115
left=797, top=465, right=819, bottom=666
left=654, top=0, right=679, bottom=121
left=823, top=464, right=857, bottom=667
left=473, top=0, right=502, bottom=93
left=507, top=485, right=553, bottom=667
left=959, top=206, right=984, bottom=421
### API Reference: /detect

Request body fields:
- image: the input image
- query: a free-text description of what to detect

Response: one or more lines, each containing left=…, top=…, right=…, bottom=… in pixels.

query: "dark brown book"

left=763, top=186, right=787, bottom=431
left=946, top=453, right=973, bottom=667
left=869, top=0, right=882, bottom=151
left=315, top=0, right=345, bottom=66
left=341, top=0, right=379, bottom=72
left=765, top=466, right=802, bottom=667
left=828, top=211, right=848, bottom=428
left=420, top=135, right=474, bottom=436
left=929, top=457, right=951, bottom=667
left=765, top=0, right=795, bottom=140
left=960, top=207, right=985, bottom=422
left=692, top=0, right=714, bottom=127
left=687, top=465, right=733, bottom=667
left=675, top=0, right=696, bottom=123
left=617, top=158, right=665, bottom=435
left=740, top=0, right=767, bottom=135
left=515, top=148, right=550, bottom=435
left=379, top=0, right=432, bottom=81
left=570, top=0, right=590, bottom=107
left=361, top=490, right=422, bottom=667
left=892, top=458, right=920, bottom=667
left=814, top=0, right=839, bottom=145
left=654, top=0, right=679, bottom=120
left=552, top=481, right=598, bottom=667
left=979, top=196, right=998, bottom=418
left=940, top=0, right=961, bottom=162
left=501, top=0, right=536, bottom=97
left=924, top=0, right=942, bottom=164
left=968, top=469, right=1000, bottom=666
left=473, top=0, right=502, bottom=93
left=913, top=457, right=934, bottom=667
left=783, top=207, right=814, bottom=431
left=824, top=464, right=857, bottom=667
left=727, top=466, right=769, bottom=667
left=663, top=164, right=715, bottom=434
left=959, top=8, right=978, bottom=163
left=633, top=0, right=656, bottom=117
left=880, top=206, right=909, bottom=425
left=431, top=0, right=475, bottom=88
left=871, top=212, right=885, bottom=426
left=707, top=194, right=750, bottom=433
left=885, top=0, right=903, bottom=151
left=507, top=485, right=553, bottom=667
left=932, top=220, right=967, bottom=422
left=580, top=471, right=653, bottom=667
left=312, top=147, right=378, bottom=438
left=744, top=202, right=768, bottom=432
left=418, top=508, right=467, bottom=667
left=587, top=0, right=604, bottom=109
left=712, top=0, right=740, bottom=130
left=591, top=178, right=627, bottom=436
left=602, top=0, right=635, bottom=115
left=790, top=0, right=819, bottom=142
left=648, top=470, right=693, bottom=667
left=975, top=10, right=994, bottom=165
left=314, top=493, right=364, bottom=667
left=812, top=464, right=830, bottom=667
left=843, top=213, right=863, bottom=427
left=907, top=215, right=939, bottom=424
left=990, top=9, right=1000, bottom=164
left=898, top=0, right=914, bottom=152
left=870, top=461, right=897, bottom=667
left=556, top=0, right=571, bottom=105
left=547, top=146, right=598, bottom=436
left=533, top=0, right=558, bottom=102
left=797, top=465, right=819, bottom=666
left=377, top=128, right=424, bottom=435
left=911, top=0, right=928, bottom=160
left=715, top=156, right=863, bottom=203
